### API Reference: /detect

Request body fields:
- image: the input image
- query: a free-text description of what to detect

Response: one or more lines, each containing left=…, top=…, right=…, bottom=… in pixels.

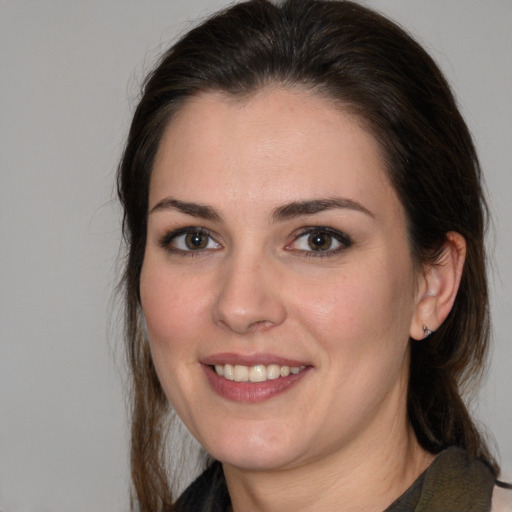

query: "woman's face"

left=140, top=88, right=422, bottom=471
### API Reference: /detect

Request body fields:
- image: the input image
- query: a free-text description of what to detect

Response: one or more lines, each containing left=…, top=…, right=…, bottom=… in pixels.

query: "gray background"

left=1, top=0, right=510, bottom=510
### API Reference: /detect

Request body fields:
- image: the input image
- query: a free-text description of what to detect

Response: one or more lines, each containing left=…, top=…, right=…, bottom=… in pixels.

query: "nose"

left=212, top=251, right=287, bottom=334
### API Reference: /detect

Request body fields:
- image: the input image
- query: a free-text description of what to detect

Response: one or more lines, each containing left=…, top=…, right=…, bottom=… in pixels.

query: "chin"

left=198, top=420, right=309, bottom=472
left=212, top=445, right=297, bottom=472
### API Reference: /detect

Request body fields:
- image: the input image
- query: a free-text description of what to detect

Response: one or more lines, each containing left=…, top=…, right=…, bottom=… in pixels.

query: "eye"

left=159, top=227, right=221, bottom=254
left=288, top=227, right=352, bottom=255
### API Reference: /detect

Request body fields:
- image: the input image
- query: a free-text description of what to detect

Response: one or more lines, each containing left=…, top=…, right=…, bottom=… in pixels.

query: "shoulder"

left=492, top=481, right=512, bottom=512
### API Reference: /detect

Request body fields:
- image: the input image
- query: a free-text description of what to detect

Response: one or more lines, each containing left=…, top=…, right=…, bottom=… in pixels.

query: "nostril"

left=248, top=320, right=274, bottom=332
left=212, top=263, right=287, bottom=333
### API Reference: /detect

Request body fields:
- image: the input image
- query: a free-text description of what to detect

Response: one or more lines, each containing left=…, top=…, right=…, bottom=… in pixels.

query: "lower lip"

left=202, top=364, right=311, bottom=403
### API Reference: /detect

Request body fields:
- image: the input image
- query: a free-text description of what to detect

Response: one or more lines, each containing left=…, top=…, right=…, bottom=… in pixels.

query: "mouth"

left=212, top=363, right=307, bottom=382
left=201, top=355, right=311, bottom=403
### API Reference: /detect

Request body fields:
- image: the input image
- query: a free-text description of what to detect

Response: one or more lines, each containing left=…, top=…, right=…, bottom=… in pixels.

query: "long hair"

left=117, top=0, right=495, bottom=509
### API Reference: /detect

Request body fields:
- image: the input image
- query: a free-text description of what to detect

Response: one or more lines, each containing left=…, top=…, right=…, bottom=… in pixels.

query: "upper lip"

left=201, top=352, right=310, bottom=367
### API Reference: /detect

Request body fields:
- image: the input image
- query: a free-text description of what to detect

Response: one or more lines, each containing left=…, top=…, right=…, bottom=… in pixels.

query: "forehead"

left=149, top=87, right=400, bottom=221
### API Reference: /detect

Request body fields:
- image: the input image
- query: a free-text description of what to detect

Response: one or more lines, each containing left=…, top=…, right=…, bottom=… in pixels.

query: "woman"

left=117, top=0, right=511, bottom=510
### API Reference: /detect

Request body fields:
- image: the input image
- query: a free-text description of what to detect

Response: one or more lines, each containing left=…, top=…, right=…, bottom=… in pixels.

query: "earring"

left=423, top=325, right=433, bottom=338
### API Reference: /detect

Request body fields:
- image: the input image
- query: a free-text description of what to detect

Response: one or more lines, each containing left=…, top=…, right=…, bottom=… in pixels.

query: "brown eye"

left=185, top=231, right=208, bottom=250
left=287, top=227, right=353, bottom=256
left=160, top=227, right=221, bottom=254
left=307, top=232, right=333, bottom=251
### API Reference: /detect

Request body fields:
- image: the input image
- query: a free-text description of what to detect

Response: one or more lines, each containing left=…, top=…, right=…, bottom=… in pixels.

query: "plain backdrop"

left=1, top=1, right=511, bottom=510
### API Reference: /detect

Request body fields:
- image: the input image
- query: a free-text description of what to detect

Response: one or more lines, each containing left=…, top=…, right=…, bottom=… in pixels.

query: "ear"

left=410, top=232, right=466, bottom=340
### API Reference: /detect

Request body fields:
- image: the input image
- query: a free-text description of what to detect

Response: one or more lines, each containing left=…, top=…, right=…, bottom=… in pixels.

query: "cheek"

left=292, top=259, right=415, bottom=360
left=139, top=260, right=211, bottom=422
left=140, top=260, right=207, bottom=361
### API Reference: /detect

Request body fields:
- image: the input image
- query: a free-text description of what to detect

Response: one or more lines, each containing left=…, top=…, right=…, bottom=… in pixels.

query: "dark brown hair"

left=117, top=0, right=495, bottom=509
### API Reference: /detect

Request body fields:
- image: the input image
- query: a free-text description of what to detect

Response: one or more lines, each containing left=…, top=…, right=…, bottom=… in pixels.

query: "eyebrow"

left=149, top=198, right=222, bottom=221
left=272, top=198, right=375, bottom=221
left=149, top=196, right=374, bottom=222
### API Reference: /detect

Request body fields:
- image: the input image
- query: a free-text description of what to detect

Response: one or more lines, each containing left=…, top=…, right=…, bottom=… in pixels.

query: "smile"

left=202, top=358, right=311, bottom=402
left=213, top=363, right=307, bottom=382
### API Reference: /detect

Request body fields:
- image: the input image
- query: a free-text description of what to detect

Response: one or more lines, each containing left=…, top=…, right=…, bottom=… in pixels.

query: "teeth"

left=233, top=365, right=249, bottom=382
left=267, top=364, right=280, bottom=380
left=249, top=364, right=267, bottom=382
left=213, top=363, right=306, bottom=382
left=224, top=364, right=234, bottom=381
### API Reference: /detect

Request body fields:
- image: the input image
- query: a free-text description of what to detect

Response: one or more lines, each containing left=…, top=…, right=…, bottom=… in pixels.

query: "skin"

left=140, top=87, right=464, bottom=511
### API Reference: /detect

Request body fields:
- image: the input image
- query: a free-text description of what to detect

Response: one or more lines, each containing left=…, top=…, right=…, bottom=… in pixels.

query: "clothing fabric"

left=175, top=447, right=507, bottom=511
left=175, top=460, right=229, bottom=512
left=384, top=447, right=494, bottom=511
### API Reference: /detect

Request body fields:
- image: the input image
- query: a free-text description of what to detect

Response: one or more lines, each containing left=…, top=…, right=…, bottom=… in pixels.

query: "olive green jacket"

left=176, top=447, right=512, bottom=511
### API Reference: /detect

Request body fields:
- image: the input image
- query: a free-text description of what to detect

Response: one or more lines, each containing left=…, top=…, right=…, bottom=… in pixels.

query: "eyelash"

left=158, top=227, right=221, bottom=257
left=158, top=226, right=353, bottom=258
left=287, top=226, right=353, bottom=258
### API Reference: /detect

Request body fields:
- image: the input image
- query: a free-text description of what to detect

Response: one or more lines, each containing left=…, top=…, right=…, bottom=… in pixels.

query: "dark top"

left=176, top=447, right=496, bottom=512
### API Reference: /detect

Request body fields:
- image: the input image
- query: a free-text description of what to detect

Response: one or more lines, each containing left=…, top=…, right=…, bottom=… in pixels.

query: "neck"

left=223, top=413, right=433, bottom=512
